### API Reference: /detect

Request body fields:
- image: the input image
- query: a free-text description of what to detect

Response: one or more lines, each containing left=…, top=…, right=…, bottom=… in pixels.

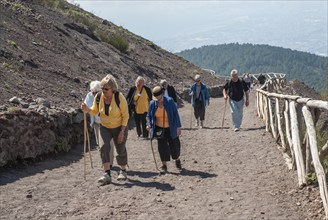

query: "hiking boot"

left=98, top=173, right=111, bottom=184
left=117, top=170, right=127, bottom=181
left=200, top=120, right=204, bottom=128
left=175, top=159, right=182, bottom=170
left=159, top=165, right=167, bottom=174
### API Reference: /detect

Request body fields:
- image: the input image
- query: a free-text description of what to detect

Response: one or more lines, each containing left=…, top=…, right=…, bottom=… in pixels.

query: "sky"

left=67, top=0, right=328, bottom=56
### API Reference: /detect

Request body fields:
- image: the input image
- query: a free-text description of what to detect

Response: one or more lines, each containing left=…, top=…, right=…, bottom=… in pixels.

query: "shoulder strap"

left=96, top=92, right=102, bottom=109
left=114, top=92, right=121, bottom=109
left=135, top=86, right=143, bottom=103
left=96, top=92, right=120, bottom=110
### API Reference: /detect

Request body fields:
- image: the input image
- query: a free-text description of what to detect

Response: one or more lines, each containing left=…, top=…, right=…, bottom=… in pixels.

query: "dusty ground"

left=0, top=90, right=325, bottom=220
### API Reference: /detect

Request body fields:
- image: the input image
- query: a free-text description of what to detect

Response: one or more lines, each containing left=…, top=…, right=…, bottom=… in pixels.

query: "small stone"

left=26, top=194, right=32, bottom=198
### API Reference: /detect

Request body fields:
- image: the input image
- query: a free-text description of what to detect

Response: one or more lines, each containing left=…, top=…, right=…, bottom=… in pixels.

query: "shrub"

left=97, top=30, right=129, bottom=54
left=67, top=9, right=97, bottom=32
left=7, top=40, right=17, bottom=48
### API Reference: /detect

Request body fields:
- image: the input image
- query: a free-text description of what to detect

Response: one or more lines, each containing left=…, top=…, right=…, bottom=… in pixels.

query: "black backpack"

left=95, top=92, right=121, bottom=110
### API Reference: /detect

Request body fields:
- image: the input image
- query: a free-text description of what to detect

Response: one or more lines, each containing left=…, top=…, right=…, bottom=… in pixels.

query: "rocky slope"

left=0, top=0, right=223, bottom=109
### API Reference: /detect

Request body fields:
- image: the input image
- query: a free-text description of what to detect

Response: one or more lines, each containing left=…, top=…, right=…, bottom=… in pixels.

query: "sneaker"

left=175, top=159, right=182, bottom=170
left=234, top=128, right=240, bottom=132
left=195, top=119, right=199, bottom=127
left=98, top=173, right=111, bottom=184
left=159, top=165, right=167, bottom=174
left=117, top=170, right=127, bottom=181
left=200, top=120, right=204, bottom=128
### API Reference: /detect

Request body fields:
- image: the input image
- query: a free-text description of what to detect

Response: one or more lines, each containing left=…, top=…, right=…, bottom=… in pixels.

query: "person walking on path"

left=84, top=81, right=115, bottom=168
left=223, top=69, right=250, bottom=132
left=82, top=74, right=129, bottom=184
left=126, top=76, right=152, bottom=139
left=189, top=74, right=210, bottom=128
left=242, top=73, right=252, bottom=89
left=160, top=79, right=178, bottom=105
left=147, top=86, right=182, bottom=174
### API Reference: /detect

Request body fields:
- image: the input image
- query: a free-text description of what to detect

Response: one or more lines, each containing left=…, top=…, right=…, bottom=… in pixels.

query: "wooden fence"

left=256, top=76, right=328, bottom=218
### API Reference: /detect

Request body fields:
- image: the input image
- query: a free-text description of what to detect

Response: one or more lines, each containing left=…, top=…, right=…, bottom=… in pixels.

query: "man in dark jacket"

left=160, top=79, right=178, bottom=105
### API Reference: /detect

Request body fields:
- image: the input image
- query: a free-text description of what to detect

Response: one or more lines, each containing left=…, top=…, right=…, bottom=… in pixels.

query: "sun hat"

left=152, top=86, right=164, bottom=101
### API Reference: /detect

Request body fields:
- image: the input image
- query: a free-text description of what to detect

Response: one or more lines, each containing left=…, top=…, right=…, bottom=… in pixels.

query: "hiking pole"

left=83, top=107, right=87, bottom=180
left=82, top=99, right=94, bottom=180
left=189, top=94, right=193, bottom=129
left=86, top=122, right=93, bottom=169
left=150, top=138, right=159, bottom=171
left=221, top=99, right=227, bottom=130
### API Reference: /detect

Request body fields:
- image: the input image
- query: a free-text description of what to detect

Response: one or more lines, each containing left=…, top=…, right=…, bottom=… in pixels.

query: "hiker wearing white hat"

left=147, top=86, right=182, bottom=174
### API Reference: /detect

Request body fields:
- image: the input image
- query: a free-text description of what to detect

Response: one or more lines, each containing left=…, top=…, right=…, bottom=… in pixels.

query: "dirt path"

left=0, top=90, right=323, bottom=219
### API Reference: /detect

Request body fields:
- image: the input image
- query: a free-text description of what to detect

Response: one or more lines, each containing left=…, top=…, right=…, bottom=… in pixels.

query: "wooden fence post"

left=290, top=100, right=307, bottom=186
left=302, top=105, right=328, bottom=217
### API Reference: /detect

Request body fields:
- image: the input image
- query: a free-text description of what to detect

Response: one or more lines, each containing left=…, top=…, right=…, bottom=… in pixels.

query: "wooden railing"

left=256, top=76, right=328, bottom=218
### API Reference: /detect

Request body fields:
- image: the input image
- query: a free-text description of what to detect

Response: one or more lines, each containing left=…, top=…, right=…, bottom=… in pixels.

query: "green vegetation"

left=34, top=0, right=130, bottom=53
left=55, top=139, right=70, bottom=153
left=4, top=82, right=11, bottom=90
left=1, top=0, right=31, bottom=13
left=7, top=106, right=18, bottom=112
left=177, top=43, right=328, bottom=92
left=67, top=9, right=97, bottom=32
left=2, top=62, right=11, bottom=68
left=7, top=40, right=17, bottom=48
left=98, top=29, right=129, bottom=54
left=34, top=0, right=67, bottom=11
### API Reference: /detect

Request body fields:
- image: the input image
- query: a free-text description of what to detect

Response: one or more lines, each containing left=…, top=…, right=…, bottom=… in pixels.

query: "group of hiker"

left=81, top=69, right=250, bottom=185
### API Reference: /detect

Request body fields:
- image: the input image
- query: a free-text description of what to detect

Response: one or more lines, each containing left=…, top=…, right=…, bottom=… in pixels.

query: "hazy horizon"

left=68, top=0, right=328, bottom=56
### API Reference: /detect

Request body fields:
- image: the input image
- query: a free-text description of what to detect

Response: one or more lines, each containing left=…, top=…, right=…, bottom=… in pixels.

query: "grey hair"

left=89, top=80, right=101, bottom=92
left=230, top=69, right=238, bottom=76
left=100, top=74, right=118, bottom=92
left=160, top=79, right=167, bottom=85
left=135, top=76, right=145, bottom=86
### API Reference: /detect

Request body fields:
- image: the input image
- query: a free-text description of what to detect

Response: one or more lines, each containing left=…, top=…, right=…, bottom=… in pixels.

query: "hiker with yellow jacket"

left=81, top=74, right=129, bottom=185
left=126, top=76, right=152, bottom=139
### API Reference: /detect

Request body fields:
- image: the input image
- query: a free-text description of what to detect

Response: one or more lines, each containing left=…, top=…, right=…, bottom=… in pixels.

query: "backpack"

left=95, top=92, right=121, bottom=110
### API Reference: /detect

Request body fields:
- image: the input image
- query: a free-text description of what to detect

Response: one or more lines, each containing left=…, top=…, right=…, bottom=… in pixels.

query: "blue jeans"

left=229, top=99, right=244, bottom=129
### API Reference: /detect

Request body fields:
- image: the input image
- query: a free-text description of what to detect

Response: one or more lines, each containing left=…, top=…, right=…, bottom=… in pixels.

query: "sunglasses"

left=195, top=80, right=200, bottom=83
left=155, top=95, right=163, bottom=101
left=102, top=87, right=109, bottom=91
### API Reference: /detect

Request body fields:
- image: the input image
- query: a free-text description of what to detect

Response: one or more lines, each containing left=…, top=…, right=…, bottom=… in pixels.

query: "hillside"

left=176, top=43, right=328, bottom=92
left=0, top=0, right=223, bottom=109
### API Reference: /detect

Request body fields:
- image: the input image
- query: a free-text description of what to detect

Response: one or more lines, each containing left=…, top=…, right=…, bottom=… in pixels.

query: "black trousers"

left=194, top=99, right=205, bottom=120
left=134, top=112, right=148, bottom=137
left=157, top=127, right=180, bottom=162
